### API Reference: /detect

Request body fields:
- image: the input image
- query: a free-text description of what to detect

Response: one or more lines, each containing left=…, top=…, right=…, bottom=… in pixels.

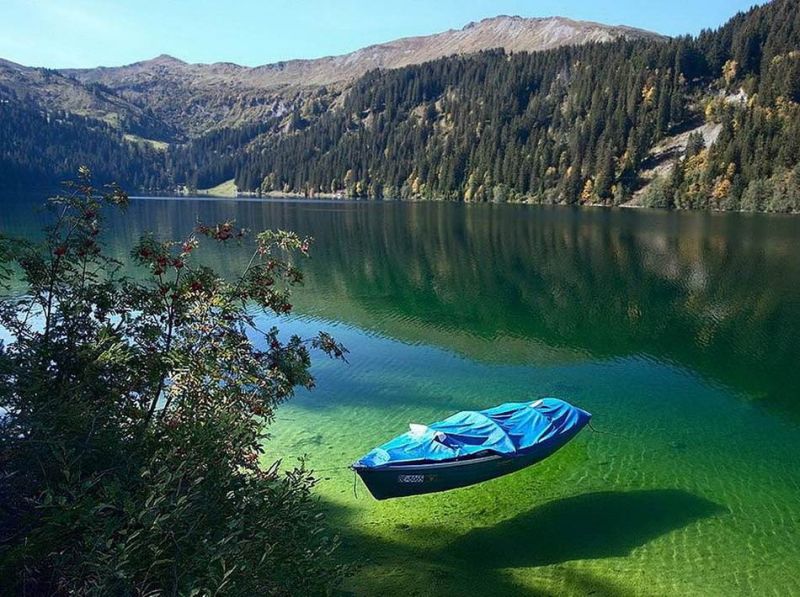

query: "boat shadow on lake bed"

left=442, top=489, right=726, bottom=568
left=330, top=488, right=726, bottom=595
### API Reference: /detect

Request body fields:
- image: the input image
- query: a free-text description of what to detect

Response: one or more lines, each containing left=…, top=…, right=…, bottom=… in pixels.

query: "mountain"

left=0, top=58, right=173, bottom=188
left=59, top=16, right=663, bottom=135
left=231, top=0, right=800, bottom=211
left=2, top=2, right=800, bottom=213
left=62, top=55, right=293, bottom=138
left=0, top=58, right=173, bottom=141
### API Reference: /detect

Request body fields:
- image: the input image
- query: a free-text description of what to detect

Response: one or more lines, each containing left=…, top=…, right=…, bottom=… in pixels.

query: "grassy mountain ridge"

left=57, top=16, right=662, bottom=136
left=61, top=55, right=302, bottom=138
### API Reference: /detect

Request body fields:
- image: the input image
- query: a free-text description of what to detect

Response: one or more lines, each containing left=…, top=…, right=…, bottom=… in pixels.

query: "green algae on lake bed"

left=3, top=196, right=800, bottom=595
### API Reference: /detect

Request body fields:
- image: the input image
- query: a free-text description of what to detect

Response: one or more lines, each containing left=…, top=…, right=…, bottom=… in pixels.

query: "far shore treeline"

left=1, top=0, right=800, bottom=212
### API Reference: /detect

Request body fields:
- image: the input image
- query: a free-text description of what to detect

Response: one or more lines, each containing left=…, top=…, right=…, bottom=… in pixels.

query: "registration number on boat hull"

left=398, top=474, right=425, bottom=484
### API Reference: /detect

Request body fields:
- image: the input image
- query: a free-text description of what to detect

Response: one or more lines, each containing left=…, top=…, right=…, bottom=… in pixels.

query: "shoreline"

left=132, top=192, right=800, bottom=216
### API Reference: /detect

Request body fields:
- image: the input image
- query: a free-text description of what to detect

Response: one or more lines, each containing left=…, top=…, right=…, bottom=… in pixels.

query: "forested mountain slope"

left=238, top=0, right=800, bottom=211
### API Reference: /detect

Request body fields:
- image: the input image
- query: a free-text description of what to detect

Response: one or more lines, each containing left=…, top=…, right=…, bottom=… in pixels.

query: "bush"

left=640, top=175, right=675, bottom=209
left=742, top=166, right=800, bottom=213
left=767, top=164, right=800, bottom=213
left=0, top=169, right=348, bottom=595
left=741, top=178, right=774, bottom=212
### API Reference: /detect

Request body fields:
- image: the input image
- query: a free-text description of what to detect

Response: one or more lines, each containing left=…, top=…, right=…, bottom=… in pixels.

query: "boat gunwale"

left=352, top=453, right=512, bottom=472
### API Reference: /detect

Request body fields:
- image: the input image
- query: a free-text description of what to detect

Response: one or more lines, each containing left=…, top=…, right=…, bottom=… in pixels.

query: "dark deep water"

left=3, top=195, right=800, bottom=595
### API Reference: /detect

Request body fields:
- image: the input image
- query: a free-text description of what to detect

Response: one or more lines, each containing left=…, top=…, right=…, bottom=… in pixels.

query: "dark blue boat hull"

left=355, top=445, right=559, bottom=500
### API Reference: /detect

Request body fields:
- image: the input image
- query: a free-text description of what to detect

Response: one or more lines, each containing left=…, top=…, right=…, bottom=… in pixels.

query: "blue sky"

left=1, top=0, right=768, bottom=69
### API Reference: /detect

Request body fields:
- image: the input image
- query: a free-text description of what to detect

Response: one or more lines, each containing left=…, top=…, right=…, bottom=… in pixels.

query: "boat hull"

left=354, top=447, right=556, bottom=500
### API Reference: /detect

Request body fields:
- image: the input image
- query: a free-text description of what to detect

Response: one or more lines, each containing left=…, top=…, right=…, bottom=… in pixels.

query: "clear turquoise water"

left=3, top=197, right=800, bottom=595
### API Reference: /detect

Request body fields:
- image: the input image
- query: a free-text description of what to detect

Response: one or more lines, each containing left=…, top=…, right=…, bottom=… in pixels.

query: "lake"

left=3, top=196, right=800, bottom=595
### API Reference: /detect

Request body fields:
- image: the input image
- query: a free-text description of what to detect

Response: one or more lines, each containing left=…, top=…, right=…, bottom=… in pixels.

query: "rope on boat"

left=311, top=465, right=351, bottom=473
left=301, top=464, right=361, bottom=498
left=587, top=421, right=620, bottom=436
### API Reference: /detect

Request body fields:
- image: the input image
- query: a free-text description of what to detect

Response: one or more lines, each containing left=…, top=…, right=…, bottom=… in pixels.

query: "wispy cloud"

left=27, top=0, right=129, bottom=36
left=0, top=0, right=138, bottom=67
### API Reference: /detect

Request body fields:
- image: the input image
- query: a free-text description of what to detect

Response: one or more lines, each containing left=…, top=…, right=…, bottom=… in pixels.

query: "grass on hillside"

left=196, top=179, right=238, bottom=198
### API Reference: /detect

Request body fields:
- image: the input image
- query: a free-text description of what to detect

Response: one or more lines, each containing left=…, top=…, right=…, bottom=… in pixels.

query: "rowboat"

left=352, top=398, right=591, bottom=500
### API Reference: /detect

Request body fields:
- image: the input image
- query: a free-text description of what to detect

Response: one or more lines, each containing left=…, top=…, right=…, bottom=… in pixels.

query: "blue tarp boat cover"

left=355, top=398, right=591, bottom=469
